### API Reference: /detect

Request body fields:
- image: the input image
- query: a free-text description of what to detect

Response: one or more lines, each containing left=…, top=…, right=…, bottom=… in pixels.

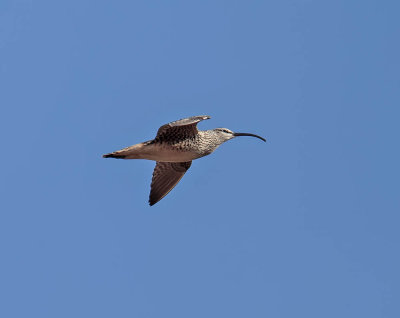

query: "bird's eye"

left=217, top=129, right=230, bottom=133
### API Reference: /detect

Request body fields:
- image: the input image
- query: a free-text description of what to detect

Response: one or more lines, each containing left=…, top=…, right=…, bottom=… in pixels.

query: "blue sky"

left=1, top=1, right=399, bottom=317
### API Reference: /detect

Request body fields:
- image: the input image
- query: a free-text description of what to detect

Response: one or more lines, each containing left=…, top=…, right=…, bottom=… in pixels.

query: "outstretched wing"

left=149, top=161, right=192, bottom=206
left=155, top=115, right=210, bottom=140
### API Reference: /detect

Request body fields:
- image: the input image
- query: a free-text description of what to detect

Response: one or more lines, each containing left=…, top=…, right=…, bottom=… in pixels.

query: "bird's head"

left=213, top=128, right=266, bottom=143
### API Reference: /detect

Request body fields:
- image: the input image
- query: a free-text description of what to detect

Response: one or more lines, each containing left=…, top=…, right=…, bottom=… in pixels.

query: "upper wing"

left=155, top=115, right=211, bottom=140
left=149, top=161, right=192, bottom=206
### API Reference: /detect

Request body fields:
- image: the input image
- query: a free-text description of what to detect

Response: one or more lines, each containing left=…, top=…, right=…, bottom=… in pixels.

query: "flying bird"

left=103, top=115, right=266, bottom=206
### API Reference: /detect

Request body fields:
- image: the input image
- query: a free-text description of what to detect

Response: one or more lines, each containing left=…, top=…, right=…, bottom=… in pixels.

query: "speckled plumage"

left=103, top=115, right=266, bottom=206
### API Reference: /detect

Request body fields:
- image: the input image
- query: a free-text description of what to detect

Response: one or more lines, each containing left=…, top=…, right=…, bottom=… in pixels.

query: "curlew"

left=103, top=115, right=266, bottom=206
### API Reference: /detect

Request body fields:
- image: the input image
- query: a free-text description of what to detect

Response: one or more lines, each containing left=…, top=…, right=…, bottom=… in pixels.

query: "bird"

left=103, top=115, right=266, bottom=206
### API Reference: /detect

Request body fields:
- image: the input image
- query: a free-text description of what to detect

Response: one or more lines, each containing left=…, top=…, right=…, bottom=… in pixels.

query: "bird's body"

left=103, top=115, right=266, bottom=205
left=103, top=130, right=229, bottom=162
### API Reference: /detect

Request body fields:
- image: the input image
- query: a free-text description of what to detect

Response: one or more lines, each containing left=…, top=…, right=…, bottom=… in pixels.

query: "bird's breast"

left=139, top=143, right=203, bottom=162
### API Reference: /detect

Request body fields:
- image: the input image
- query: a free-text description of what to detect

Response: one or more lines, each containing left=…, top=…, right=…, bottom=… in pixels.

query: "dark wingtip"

left=149, top=194, right=161, bottom=206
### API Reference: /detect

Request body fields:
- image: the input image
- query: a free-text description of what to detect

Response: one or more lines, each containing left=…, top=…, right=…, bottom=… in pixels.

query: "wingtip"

left=196, top=115, right=211, bottom=120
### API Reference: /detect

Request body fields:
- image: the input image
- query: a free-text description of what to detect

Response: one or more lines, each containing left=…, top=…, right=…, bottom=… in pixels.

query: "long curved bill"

left=233, top=132, right=266, bottom=142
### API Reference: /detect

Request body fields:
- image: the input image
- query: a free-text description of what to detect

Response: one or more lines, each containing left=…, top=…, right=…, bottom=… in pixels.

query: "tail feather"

left=102, top=152, right=126, bottom=159
left=102, top=143, right=146, bottom=159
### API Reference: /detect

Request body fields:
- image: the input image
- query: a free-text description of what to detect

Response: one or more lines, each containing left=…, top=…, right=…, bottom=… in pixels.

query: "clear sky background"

left=1, top=1, right=399, bottom=317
